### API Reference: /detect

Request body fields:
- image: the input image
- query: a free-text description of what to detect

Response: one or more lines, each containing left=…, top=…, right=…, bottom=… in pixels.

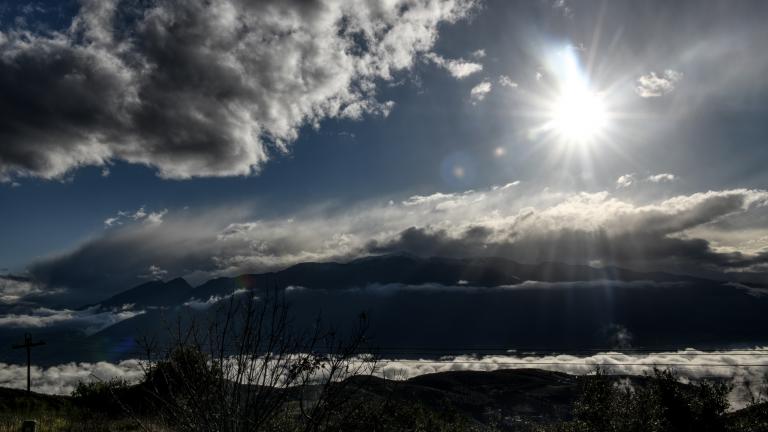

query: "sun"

left=548, top=84, right=607, bottom=144
left=527, top=45, right=615, bottom=148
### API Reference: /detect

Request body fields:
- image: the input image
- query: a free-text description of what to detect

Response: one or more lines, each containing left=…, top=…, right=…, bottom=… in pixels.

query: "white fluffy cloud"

left=635, top=69, right=684, bottom=98
left=470, top=80, right=492, bottom=103
left=425, top=52, right=483, bottom=79
left=0, top=0, right=476, bottom=181
left=616, top=174, right=636, bottom=188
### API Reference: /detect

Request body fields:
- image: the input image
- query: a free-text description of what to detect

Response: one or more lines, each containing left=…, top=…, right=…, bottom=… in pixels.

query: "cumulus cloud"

left=470, top=80, right=492, bottom=103
left=0, top=0, right=476, bottom=182
left=425, top=52, right=483, bottom=79
left=25, top=186, right=768, bottom=301
left=616, top=174, right=636, bottom=188
left=0, top=305, right=143, bottom=334
left=635, top=69, right=684, bottom=98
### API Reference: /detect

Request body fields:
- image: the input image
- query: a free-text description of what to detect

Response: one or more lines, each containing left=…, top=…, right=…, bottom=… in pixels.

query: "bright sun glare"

left=549, top=85, right=607, bottom=143
left=536, top=46, right=612, bottom=146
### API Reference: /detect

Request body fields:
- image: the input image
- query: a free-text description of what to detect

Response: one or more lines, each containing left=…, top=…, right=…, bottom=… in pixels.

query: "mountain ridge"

left=91, top=254, right=709, bottom=309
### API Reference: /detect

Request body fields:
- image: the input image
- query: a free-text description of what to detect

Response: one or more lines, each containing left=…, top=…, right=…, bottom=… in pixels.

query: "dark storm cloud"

left=369, top=189, right=768, bottom=275
left=0, top=0, right=476, bottom=181
left=369, top=226, right=768, bottom=275
left=29, top=210, right=232, bottom=304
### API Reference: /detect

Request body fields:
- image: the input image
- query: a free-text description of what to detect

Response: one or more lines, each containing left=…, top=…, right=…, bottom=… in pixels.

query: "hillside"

left=1, top=368, right=766, bottom=431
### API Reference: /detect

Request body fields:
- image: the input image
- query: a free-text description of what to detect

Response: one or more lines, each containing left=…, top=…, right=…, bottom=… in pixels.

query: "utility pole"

left=12, top=333, right=45, bottom=393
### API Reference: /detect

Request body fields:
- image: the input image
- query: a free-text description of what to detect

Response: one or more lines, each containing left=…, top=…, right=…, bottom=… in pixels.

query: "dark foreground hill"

left=349, top=368, right=582, bottom=428
left=0, top=387, right=69, bottom=413
left=1, top=368, right=767, bottom=431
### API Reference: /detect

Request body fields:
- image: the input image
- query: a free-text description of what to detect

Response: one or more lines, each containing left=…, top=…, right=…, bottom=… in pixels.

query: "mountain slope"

left=183, top=254, right=704, bottom=306
left=72, top=254, right=768, bottom=366
left=96, top=254, right=708, bottom=309
left=97, top=277, right=193, bottom=308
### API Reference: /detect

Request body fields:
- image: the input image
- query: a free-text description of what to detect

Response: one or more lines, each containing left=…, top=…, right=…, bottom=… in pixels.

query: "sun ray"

left=504, top=42, right=646, bottom=188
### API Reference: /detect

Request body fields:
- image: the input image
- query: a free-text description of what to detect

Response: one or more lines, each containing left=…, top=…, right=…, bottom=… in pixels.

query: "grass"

left=0, top=414, right=171, bottom=432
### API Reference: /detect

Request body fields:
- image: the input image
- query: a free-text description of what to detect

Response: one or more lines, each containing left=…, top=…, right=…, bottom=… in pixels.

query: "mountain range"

left=3, top=254, right=768, bottom=365
left=95, top=253, right=713, bottom=309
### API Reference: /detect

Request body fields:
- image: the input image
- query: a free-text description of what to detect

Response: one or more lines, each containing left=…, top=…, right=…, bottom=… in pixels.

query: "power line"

left=7, top=345, right=768, bottom=358
left=11, top=333, right=45, bottom=392
left=377, top=359, right=768, bottom=368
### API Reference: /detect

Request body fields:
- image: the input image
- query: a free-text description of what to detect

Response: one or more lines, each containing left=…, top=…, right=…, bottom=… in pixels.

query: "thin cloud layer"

left=377, top=349, right=768, bottom=410
left=497, top=75, right=518, bottom=88
left=0, top=305, right=144, bottom=334
left=0, top=0, right=476, bottom=181
left=648, top=173, right=676, bottom=183
left=0, top=276, right=49, bottom=304
left=27, top=186, right=768, bottom=301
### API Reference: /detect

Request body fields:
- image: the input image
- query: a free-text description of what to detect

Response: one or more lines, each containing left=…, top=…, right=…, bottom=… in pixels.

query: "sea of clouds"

left=2, top=348, right=766, bottom=410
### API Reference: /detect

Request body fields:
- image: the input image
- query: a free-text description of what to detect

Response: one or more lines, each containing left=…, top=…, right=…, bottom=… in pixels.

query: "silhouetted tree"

left=550, top=367, right=731, bottom=432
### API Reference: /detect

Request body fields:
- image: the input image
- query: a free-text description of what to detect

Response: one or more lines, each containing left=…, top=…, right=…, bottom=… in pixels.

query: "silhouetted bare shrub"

left=133, top=286, right=375, bottom=432
left=71, top=378, right=132, bottom=418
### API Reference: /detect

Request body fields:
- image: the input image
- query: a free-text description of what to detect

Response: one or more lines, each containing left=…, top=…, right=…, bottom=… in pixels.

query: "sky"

left=1, top=0, right=768, bottom=305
